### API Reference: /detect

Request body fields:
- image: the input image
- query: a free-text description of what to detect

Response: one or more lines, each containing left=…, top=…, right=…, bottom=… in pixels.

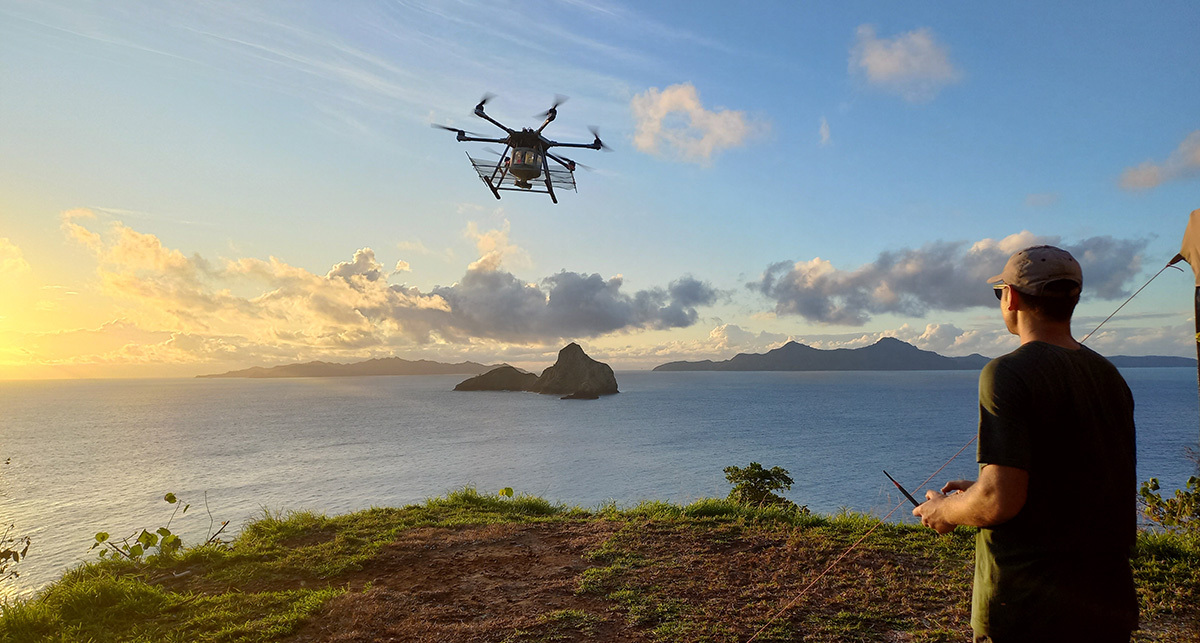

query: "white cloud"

left=1119, top=130, right=1200, bottom=191
left=819, top=117, right=831, bottom=146
left=850, top=25, right=962, bottom=102
left=630, top=83, right=768, bottom=164
left=0, top=238, right=31, bottom=275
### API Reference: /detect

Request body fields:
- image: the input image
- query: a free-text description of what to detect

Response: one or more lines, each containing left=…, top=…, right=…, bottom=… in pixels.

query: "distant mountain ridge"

left=198, top=357, right=497, bottom=379
left=652, top=338, right=1198, bottom=372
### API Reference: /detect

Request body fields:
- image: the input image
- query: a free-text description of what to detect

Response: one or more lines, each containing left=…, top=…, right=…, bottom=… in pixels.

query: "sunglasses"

left=993, top=284, right=1006, bottom=300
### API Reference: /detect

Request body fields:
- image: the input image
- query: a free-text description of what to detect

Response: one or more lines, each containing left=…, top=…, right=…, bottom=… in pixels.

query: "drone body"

left=433, top=96, right=607, bottom=204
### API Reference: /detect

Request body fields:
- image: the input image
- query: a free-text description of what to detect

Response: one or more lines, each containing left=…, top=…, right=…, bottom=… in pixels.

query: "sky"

left=1, top=1, right=1199, bottom=379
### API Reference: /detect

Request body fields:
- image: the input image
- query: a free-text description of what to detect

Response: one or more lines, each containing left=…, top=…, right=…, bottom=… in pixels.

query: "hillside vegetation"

left=1, top=488, right=1197, bottom=642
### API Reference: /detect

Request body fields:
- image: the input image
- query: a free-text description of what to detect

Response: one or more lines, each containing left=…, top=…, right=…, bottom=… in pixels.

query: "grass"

left=1, top=488, right=1197, bottom=642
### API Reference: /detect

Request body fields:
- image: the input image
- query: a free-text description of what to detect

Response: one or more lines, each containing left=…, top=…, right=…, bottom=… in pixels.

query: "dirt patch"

left=276, top=520, right=1197, bottom=642
left=286, top=521, right=646, bottom=642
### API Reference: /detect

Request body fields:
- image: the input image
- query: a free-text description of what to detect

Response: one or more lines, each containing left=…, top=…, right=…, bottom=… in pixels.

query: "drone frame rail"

left=467, top=152, right=576, bottom=204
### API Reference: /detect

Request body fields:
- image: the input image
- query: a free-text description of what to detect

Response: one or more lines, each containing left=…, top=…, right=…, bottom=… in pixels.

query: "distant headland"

left=197, top=357, right=497, bottom=379
left=652, top=338, right=1197, bottom=372
left=195, top=339, right=1196, bottom=378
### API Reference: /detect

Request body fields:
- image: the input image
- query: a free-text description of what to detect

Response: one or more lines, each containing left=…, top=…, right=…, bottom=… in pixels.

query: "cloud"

left=747, top=232, right=1147, bottom=325
left=50, top=212, right=719, bottom=369
left=630, top=83, right=768, bottom=164
left=464, top=220, right=531, bottom=272
left=850, top=25, right=962, bottom=102
left=327, top=248, right=386, bottom=283
left=432, top=269, right=720, bottom=342
left=819, top=117, right=831, bottom=146
left=1119, top=130, right=1200, bottom=191
left=0, top=238, right=31, bottom=275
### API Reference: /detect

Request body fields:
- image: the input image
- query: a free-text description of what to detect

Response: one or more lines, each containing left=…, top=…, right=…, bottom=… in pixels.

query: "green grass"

left=1, top=487, right=1197, bottom=642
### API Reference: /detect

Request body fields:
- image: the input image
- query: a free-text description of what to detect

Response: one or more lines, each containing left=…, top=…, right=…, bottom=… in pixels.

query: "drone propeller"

left=476, top=92, right=496, bottom=109
left=431, top=123, right=488, bottom=137
left=588, top=126, right=612, bottom=151
left=548, top=152, right=593, bottom=172
left=536, top=94, right=569, bottom=120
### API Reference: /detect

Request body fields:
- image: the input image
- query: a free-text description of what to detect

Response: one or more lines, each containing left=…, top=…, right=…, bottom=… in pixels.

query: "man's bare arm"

left=912, top=464, right=1028, bottom=534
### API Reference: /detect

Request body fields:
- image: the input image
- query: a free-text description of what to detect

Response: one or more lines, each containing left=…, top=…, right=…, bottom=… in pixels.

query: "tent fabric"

left=1175, top=209, right=1200, bottom=286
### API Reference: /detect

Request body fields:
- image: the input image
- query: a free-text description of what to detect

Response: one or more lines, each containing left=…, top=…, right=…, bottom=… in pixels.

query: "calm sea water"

left=1, top=369, right=1197, bottom=598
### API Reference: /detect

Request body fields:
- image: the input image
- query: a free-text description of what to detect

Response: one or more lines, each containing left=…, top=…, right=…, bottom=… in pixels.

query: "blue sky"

left=1, top=1, right=1198, bottom=377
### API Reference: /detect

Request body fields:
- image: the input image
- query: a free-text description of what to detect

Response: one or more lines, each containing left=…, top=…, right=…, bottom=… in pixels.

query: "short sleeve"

left=977, top=359, right=1033, bottom=470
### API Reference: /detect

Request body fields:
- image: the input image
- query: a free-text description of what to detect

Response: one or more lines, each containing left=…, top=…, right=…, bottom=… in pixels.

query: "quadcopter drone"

left=433, top=95, right=608, bottom=204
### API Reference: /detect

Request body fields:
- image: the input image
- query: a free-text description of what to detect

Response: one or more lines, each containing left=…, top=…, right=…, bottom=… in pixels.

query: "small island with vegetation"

left=2, top=465, right=1196, bottom=642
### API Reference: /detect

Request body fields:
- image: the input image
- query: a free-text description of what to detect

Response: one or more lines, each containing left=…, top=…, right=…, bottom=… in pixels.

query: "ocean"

left=1, top=368, right=1197, bottom=598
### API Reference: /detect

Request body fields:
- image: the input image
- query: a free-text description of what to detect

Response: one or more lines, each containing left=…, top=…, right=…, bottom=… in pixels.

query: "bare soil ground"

left=276, top=520, right=1199, bottom=643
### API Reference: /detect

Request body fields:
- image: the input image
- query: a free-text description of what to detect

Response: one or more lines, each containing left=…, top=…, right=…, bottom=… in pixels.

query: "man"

left=913, top=245, right=1138, bottom=643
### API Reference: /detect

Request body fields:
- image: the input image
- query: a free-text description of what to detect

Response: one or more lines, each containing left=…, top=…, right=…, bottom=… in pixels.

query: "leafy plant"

left=723, top=462, right=808, bottom=513
left=1, top=456, right=31, bottom=581
left=1, top=523, right=31, bottom=581
left=91, top=492, right=228, bottom=561
left=1140, top=476, right=1200, bottom=536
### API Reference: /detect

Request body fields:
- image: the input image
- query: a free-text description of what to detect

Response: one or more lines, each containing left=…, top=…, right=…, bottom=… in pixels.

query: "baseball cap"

left=988, top=245, right=1083, bottom=297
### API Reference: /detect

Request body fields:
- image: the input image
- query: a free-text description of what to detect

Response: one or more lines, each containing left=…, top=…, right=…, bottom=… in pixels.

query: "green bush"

left=723, top=462, right=809, bottom=514
left=1140, top=475, right=1200, bottom=536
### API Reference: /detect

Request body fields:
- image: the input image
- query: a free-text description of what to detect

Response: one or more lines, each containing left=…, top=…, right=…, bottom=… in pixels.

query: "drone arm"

left=473, top=105, right=514, bottom=134
left=535, top=110, right=557, bottom=134
left=545, top=151, right=576, bottom=172
left=546, top=140, right=604, bottom=150
left=456, top=135, right=509, bottom=144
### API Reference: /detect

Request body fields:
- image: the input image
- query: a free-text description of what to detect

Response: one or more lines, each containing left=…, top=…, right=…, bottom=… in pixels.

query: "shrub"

left=723, top=462, right=808, bottom=514
left=1140, top=476, right=1200, bottom=536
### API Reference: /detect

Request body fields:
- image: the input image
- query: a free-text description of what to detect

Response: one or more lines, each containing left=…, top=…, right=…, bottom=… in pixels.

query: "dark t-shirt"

left=972, top=342, right=1138, bottom=640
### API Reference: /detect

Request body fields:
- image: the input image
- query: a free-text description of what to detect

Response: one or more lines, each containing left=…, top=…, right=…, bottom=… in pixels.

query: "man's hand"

left=913, top=490, right=958, bottom=535
left=941, top=479, right=974, bottom=494
left=912, top=465, right=1027, bottom=534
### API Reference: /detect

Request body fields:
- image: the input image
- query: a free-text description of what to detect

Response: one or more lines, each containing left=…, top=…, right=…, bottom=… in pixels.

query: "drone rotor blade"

left=478, top=92, right=496, bottom=107
left=431, top=123, right=489, bottom=137
left=536, top=94, right=569, bottom=119
left=588, top=126, right=612, bottom=151
left=548, top=152, right=592, bottom=172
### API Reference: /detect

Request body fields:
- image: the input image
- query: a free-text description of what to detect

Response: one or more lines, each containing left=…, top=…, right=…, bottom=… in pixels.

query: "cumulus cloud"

left=0, top=238, right=31, bottom=275
left=747, top=232, right=1147, bottom=326
left=850, top=25, right=962, bottom=102
left=51, top=212, right=719, bottom=369
left=432, top=269, right=719, bottom=342
left=631, top=83, right=768, bottom=164
left=1119, top=130, right=1200, bottom=191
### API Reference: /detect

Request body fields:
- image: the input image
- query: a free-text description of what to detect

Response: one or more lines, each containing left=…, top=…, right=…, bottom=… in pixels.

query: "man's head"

left=990, top=245, right=1082, bottom=322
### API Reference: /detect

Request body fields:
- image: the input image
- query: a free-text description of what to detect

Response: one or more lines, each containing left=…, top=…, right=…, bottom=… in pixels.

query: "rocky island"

left=455, top=343, right=618, bottom=398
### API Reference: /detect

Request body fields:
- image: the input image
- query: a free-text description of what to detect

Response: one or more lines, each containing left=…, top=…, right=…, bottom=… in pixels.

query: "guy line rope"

left=745, top=260, right=1179, bottom=643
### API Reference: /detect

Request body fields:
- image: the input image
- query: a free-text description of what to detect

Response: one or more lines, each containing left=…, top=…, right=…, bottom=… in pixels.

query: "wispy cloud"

left=631, top=83, right=769, bottom=165
left=819, top=117, right=831, bottom=146
left=0, top=238, right=31, bottom=276
left=1119, top=130, right=1200, bottom=191
left=747, top=232, right=1147, bottom=326
left=850, top=25, right=962, bottom=103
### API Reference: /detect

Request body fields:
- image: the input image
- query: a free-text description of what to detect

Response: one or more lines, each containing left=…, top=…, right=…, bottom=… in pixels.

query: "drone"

left=433, top=95, right=608, bottom=204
